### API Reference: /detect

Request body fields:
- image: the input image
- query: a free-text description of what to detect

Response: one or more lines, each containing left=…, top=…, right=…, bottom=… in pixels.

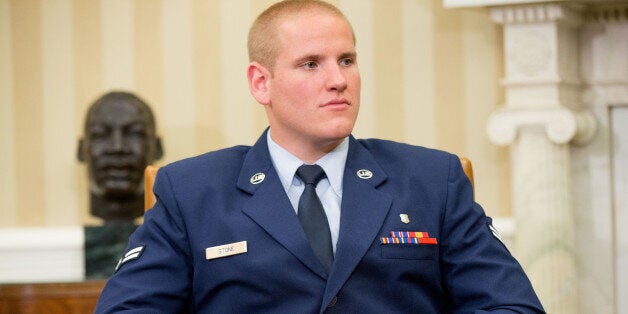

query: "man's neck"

left=89, top=192, right=144, bottom=221
left=268, top=130, right=345, bottom=164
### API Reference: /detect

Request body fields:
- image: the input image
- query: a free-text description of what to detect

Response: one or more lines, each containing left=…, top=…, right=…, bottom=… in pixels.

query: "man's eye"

left=303, top=61, right=317, bottom=69
left=129, top=130, right=147, bottom=137
left=89, top=126, right=108, bottom=138
left=127, top=125, right=147, bottom=137
left=340, top=58, right=353, bottom=66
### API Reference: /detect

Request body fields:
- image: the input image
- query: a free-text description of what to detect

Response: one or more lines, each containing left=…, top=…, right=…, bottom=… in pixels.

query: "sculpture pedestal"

left=84, top=222, right=137, bottom=279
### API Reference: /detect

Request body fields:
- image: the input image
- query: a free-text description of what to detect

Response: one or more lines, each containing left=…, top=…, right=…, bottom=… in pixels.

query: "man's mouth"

left=96, top=164, right=139, bottom=180
left=322, top=98, right=349, bottom=109
left=105, top=167, right=132, bottom=178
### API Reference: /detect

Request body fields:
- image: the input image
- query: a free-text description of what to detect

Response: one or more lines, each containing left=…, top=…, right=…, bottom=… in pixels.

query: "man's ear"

left=247, top=62, right=271, bottom=105
left=153, top=137, right=164, bottom=161
left=77, top=138, right=86, bottom=162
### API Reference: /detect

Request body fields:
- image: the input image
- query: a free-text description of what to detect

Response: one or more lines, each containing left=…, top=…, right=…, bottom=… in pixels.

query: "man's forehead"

left=88, top=100, right=150, bottom=124
left=277, top=9, right=352, bottom=37
left=275, top=19, right=355, bottom=62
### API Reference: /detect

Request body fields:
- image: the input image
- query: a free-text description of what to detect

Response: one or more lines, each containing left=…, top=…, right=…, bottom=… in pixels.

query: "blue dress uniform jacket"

left=95, top=131, right=545, bottom=313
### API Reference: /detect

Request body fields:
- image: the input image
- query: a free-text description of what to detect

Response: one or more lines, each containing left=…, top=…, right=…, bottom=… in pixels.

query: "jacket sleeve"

left=439, top=154, right=546, bottom=313
left=95, top=167, right=193, bottom=313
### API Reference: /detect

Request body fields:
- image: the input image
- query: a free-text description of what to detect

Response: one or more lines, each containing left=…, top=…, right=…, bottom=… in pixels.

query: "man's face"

left=264, top=10, right=360, bottom=153
left=82, top=99, right=156, bottom=199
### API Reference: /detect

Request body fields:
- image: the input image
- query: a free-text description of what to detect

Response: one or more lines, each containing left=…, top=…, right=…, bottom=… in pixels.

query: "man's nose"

left=326, top=65, right=347, bottom=92
left=108, top=129, right=128, bottom=152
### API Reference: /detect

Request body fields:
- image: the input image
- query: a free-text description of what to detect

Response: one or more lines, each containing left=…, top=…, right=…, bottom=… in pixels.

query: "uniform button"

left=327, top=296, right=338, bottom=308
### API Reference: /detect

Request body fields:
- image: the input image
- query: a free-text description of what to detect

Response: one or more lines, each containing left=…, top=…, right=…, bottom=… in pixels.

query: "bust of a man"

left=78, top=91, right=163, bottom=221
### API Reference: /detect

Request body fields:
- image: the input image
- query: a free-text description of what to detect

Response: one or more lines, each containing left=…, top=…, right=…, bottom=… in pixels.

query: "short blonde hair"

left=247, top=0, right=355, bottom=70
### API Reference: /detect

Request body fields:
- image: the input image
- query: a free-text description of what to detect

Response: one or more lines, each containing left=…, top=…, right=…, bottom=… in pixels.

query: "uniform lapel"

left=322, top=137, right=392, bottom=309
left=238, top=131, right=328, bottom=279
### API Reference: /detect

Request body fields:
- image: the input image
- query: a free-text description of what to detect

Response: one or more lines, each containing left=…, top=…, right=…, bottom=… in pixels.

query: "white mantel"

left=444, top=1, right=628, bottom=313
left=0, top=227, right=85, bottom=283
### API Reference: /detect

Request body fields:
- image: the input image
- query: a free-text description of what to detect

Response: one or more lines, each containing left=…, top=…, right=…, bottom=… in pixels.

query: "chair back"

left=459, top=157, right=474, bottom=188
left=144, top=165, right=159, bottom=212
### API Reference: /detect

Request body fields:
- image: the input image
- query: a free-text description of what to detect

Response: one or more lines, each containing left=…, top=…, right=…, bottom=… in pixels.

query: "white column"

left=486, top=4, right=596, bottom=313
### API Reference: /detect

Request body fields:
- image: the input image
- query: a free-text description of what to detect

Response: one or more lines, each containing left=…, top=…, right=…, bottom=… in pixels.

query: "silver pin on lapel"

left=250, top=172, right=265, bottom=184
left=400, top=214, right=410, bottom=224
left=356, top=169, right=373, bottom=179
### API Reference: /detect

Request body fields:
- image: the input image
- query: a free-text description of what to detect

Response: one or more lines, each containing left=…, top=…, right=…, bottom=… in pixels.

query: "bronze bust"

left=78, top=91, right=163, bottom=221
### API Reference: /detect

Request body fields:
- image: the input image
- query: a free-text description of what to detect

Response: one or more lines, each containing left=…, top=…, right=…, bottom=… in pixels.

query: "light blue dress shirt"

left=266, top=130, right=348, bottom=254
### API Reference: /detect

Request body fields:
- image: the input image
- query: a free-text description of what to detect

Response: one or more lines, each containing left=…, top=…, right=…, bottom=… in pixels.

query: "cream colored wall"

left=0, top=0, right=509, bottom=227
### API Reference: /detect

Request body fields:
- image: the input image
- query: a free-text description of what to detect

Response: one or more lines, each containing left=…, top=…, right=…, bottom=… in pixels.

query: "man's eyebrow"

left=293, top=54, right=321, bottom=65
left=127, top=121, right=148, bottom=127
left=339, top=52, right=357, bottom=60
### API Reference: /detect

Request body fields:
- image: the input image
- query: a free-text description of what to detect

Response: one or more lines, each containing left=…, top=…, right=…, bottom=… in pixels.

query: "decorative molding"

left=508, top=29, right=552, bottom=77
left=443, top=0, right=559, bottom=8
left=583, top=84, right=628, bottom=107
left=584, top=4, right=628, bottom=23
left=487, top=107, right=597, bottom=146
left=501, top=78, right=582, bottom=87
left=490, top=3, right=583, bottom=25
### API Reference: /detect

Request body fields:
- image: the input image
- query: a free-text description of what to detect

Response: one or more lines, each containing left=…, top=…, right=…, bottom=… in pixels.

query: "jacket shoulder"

left=160, top=145, right=251, bottom=181
left=356, top=138, right=453, bottom=164
left=354, top=138, right=462, bottom=182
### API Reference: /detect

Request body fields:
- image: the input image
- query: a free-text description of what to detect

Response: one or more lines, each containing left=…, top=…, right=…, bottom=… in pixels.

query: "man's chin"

left=319, top=125, right=353, bottom=142
left=98, top=183, right=141, bottom=199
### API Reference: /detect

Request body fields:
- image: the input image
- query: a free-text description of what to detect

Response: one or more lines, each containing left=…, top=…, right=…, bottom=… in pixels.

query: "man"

left=96, top=1, right=544, bottom=312
left=79, top=91, right=163, bottom=278
left=78, top=91, right=163, bottom=221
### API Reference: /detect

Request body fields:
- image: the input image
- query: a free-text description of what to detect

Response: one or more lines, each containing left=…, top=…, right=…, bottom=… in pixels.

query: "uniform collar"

left=266, top=129, right=348, bottom=197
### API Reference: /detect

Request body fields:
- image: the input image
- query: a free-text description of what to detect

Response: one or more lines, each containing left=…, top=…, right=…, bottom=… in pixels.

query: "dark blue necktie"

left=296, top=164, right=334, bottom=271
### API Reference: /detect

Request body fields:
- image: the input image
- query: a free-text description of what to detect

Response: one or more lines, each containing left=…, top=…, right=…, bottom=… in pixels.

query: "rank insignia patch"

left=115, top=245, right=145, bottom=272
left=488, top=223, right=502, bottom=242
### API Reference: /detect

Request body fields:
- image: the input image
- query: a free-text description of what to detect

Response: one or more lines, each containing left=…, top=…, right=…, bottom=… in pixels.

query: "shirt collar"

left=267, top=129, right=348, bottom=196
